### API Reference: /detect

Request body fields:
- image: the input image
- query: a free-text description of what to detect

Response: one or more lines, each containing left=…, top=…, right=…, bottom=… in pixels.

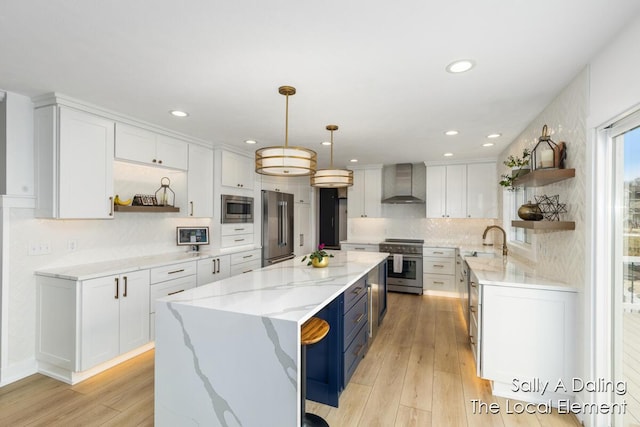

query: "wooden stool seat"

left=300, top=317, right=330, bottom=427
left=301, top=317, right=330, bottom=345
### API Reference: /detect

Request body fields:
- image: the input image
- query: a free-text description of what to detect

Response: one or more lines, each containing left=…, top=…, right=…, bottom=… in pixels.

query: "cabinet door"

left=294, top=202, right=312, bottom=256
left=445, top=164, right=466, bottom=218
left=466, top=162, right=497, bottom=218
left=81, top=275, right=120, bottom=370
left=426, top=166, right=446, bottom=218
left=363, top=168, right=382, bottom=218
left=115, top=123, right=156, bottom=165
left=261, top=175, right=289, bottom=193
left=347, top=170, right=365, bottom=218
left=156, top=134, right=188, bottom=170
left=221, top=151, right=254, bottom=190
left=197, top=256, right=231, bottom=286
left=58, top=107, right=115, bottom=219
left=118, top=270, right=150, bottom=353
left=187, top=144, right=214, bottom=217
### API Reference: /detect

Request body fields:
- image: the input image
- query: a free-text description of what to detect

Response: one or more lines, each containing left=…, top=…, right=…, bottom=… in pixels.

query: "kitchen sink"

left=467, top=250, right=497, bottom=258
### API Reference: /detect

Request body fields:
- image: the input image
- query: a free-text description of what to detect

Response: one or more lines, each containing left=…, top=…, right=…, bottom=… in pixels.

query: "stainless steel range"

left=379, top=238, right=424, bottom=295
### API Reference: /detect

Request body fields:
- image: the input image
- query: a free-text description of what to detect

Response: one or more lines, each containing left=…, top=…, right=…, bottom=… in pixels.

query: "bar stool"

left=300, top=317, right=330, bottom=427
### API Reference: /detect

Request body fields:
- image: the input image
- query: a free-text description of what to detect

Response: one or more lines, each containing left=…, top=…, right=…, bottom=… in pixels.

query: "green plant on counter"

left=301, top=243, right=334, bottom=266
left=499, top=148, right=531, bottom=191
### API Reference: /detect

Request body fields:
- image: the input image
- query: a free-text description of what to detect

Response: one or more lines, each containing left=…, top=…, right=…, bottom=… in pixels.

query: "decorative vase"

left=312, top=257, right=329, bottom=268
left=518, top=201, right=543, bottom=221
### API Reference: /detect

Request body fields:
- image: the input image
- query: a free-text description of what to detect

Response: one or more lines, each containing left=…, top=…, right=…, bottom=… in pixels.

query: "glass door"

left=613, top=119, right=640, bottom=426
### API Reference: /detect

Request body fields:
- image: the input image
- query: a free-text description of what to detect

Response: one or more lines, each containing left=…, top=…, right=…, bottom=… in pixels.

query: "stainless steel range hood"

left=381, top=163, right=425, bottom=204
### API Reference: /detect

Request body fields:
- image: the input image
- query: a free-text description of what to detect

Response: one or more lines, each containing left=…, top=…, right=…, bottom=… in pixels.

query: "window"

left=503, top=187, right=533, bottom=244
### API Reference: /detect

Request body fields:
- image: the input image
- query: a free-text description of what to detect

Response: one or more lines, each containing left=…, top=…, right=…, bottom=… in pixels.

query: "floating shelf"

left=512, top=220, right=575, bottom=230
left=114, top=205, right=180, bottom=213
left=513, top=168, right=575, bottom=187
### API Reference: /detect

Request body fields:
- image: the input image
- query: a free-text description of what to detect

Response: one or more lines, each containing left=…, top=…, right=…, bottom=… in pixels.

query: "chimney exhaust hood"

left=381, top=163, right=425, bottom=204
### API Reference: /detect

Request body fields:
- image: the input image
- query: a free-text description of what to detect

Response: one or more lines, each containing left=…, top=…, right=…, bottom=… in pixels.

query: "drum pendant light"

left=311, top=125, right=354, bottom=188
left=255, top=86, right=317, bottom=176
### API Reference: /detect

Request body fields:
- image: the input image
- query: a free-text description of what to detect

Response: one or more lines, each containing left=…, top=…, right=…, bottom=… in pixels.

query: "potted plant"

left=301, top=243, right=334, bottom=268
left=499, top=148, right=530, bottom=191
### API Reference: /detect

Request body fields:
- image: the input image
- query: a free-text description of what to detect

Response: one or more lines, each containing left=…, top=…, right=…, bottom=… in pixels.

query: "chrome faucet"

left=482, top=225, right=508, bottom=257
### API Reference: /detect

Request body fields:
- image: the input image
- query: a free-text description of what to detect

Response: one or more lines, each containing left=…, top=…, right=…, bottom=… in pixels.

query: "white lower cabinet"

left=422, top=247, right=456, bottom=295
left=230, top=249, right=262, bottom=275
left=36, top=269, right=150, bottom=380
left=471, top=273, right=577, bottom=403
left=149, top=261, right=197, bottom=340
left=197, top=256, right=231, bottom=286
left=81, top=270, right=150, bottom=370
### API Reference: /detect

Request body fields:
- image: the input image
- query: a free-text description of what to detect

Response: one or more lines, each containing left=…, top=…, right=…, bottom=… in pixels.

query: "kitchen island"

left=154, top=250, right=388, bottom=427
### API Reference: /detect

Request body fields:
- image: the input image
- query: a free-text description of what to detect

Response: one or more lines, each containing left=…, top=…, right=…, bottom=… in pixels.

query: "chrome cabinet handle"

left=123, top=276, right=128, bottom=297
left=354, top=313, right=365, bottom=324
left=433, top=281, right=444, bottom=285
left=190, top=201, right=194, bottom=216
left=471, top=281, right=477, bottom=287
left=243, top=254, right=253, bottom=259
left=470, top=336, right=475, bottom=345
left=470, top=306, right=476, bottom=313
left=352, top=287, right=364, bottom=295
left=216, top=259, right=221, bottom=273
left=168, top=289, right=184, bottom=296
left=168, top=269, right=185, bottom=275
left=114, top=277, right=119, bottom=299
left=433, top=264, right=444, bottom=268
left=109, top=196, right=114, bottom=216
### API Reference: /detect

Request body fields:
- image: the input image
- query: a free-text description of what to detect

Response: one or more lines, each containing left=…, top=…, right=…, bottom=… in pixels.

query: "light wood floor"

left=0, top=293, right=581, bottom=426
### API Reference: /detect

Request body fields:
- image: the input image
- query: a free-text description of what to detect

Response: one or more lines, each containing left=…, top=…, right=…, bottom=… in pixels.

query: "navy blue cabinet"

left=306, top=260, right=387, bottom=408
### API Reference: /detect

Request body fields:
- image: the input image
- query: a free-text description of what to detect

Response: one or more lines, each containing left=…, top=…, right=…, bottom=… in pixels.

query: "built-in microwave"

left=221, top=194, right=254, bottom=223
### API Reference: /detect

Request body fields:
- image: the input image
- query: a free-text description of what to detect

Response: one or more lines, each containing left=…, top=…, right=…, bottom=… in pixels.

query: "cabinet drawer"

left=230, top=249, right=261, bottom=265
left=423, top=274, right=456, bottom=292
left=221, top=223, right=254, bottom=236
left=149, top=261, right=196, bottom=284
left=230, top=259, right=262, bottom=276
left=149, top=276, right=195, bottom=313
left=341, top=244, right=379, bottom=252
left=344, top=277, right=367, bottom=313
left=423, top=247, right=455, bottom=258
left=344, top=295, right=368, bottom=348
left=423, top=258, right=455, bottom=275
left=343, top=324, right=368, bottom=386
left=221, top=234, right=254, bottom=248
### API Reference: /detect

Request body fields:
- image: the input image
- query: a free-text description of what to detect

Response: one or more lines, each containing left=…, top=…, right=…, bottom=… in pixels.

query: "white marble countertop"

left=159, top=250, right=389, bottom=325
left=465, top=256, right=578, bottom=293
left=35, top=247, right=260, bottom=281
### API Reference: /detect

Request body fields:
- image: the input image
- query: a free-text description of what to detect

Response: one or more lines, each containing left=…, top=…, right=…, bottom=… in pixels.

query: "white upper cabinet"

left=348, top=166, right=382, bottom=218
left=426, top=164, right=466, bottom=218
left=221, top=151, right=254, bottom=190
left=35, top=105, right=115, bottom=219
left=115, top=123, right=188, bottom=170
left=187, top=144, right=214, bottom=217
left=466, top=162, right=497, bottom=218
left=426, top=162, right=496, bottom=219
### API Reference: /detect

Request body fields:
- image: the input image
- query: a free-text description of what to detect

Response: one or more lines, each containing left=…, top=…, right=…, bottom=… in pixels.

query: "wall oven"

left=379, top=239, right=424, bottom=295
left=221, top=194, right=254, bottom=223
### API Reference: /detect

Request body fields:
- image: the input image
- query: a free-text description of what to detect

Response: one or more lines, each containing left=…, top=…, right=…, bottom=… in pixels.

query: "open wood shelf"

left=512, top=168, right=575, bottom=187
left=511, top=220, right=575, bottom=230
left=114, top=205, right=180, bottom=213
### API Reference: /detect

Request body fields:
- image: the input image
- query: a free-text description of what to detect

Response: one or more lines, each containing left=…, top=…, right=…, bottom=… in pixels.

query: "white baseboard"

left=0, top=357, right=38, bottom=387
left=422, top=289, right=458, bottom=298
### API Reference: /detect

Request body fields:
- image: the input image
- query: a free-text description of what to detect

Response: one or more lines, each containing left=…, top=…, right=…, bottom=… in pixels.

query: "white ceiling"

left=2, top=1, right=640, bottom=168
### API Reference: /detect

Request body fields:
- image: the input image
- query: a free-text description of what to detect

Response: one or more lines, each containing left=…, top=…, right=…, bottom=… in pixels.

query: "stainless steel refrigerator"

left=262, top=190, right=295, bottom=266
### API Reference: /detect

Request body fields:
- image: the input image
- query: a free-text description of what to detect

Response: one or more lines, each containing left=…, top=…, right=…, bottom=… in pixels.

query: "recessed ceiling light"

left=446, top=60, right=475, bottom=74
left=350, top=159, right=358, bottom=163
left=245, top=140, right=257, bottom=145
left=444, top=130, right=459, bottom=136
left=482, top=142, right=495, bottom=147
left=443, top=152, right=454, bottom=157
left=321, top=141, right=332, bottom=146
left=487, top=133, right=502, bottom=139
left=169, top=110, right=189, bottom=117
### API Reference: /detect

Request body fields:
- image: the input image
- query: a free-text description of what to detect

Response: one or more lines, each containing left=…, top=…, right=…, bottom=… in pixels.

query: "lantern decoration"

left=155, top=177, right=175, bottom=206
left=531, top=125, right=565, bottom=170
